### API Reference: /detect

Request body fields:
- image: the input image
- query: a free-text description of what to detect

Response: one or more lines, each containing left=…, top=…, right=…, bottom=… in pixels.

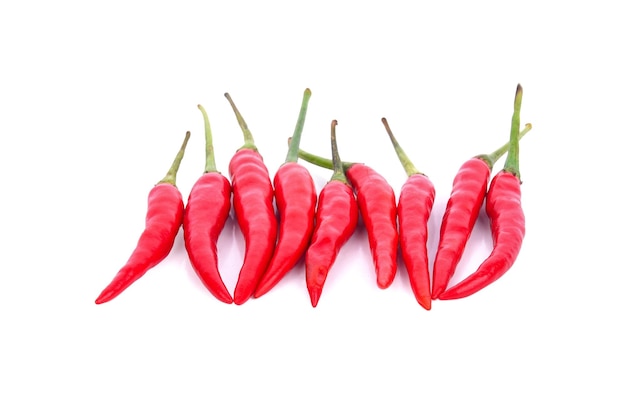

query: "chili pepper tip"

left=95, top=288, right=116, bottom=305
left=308, top=287, right=321, bottom=308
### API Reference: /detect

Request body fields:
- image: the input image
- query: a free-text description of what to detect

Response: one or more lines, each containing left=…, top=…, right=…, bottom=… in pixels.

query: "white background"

left=1, top=1, right=624, bottom=410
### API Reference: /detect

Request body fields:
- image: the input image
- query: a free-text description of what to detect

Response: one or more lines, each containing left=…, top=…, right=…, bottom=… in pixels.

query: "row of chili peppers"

left=95, top=85, right=530, bottom=309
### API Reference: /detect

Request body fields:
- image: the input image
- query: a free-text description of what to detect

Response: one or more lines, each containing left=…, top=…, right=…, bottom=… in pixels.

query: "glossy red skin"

left=254, top=162, right=317, bottom=298
left=439, top=170, right=525, bottom=300
left=346, top=164, right=398, bottom=289
left=95, top=183, right=184, bottom=304
left=305, top=181, right=358, bottom=307
left=183, top=173, right=233, bottom=304
left=229, top=148, right=278, bottom=305
left=431, top=158, right=491, bottom=299
left=397, top=174, right=435, bottom=310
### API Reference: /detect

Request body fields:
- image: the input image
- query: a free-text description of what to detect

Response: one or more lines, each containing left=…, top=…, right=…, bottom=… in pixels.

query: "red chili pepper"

left=305, top=120, right=359, bottom=307
left=347, top=164, right=398, bottom=288
left=253, top=89, right=317, bottom=299
left=95, top=132, right=190, bottom=304
left=224, top=93, right=278, bottom=305
left=430, top=115, right=532, bottom=300
left=382, top=118, right=435, bottom=310
left=440, top=84, right=527, bottom=300
left=183, top=105, right=233, bottom=304
left=296, top=145, right=399, bottom=289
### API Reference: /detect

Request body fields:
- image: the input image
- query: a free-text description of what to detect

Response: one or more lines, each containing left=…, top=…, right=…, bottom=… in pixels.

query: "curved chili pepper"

left=224, top=93, right=278, bottom=305
left=183, top=105, right=233, bottom=304
left=254, top=89, right=317, bottom=299
left=347, top=164, right=398, bottom=288
left=382, top=118, right=435, bottom=310
left=95, top=132, right=190, bottom=304
left=296, top=145, right=399, bottom=289
left=430, top=119, right=532, bottom=300
left=306, top=120, right=359, bottom=307
left=440, top=84, right=527, bottom=300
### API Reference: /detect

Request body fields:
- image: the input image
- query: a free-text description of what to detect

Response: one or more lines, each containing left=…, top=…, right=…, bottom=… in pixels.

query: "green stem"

left=293, top=139, right=356, bottom=171
left=503, top=84, right=523, bottom=177
left=197, top=104, right=218, bottom=173
left=224, top=93, right=258, bottom=151
left=330, top=120, right=349, bottom=184
left=159, top=131, right=191, bottom=186
left=381, top=117, right=421, bottom=177
left=285, top=88, right=312, bottom=163
left=476, top=121, right=531, bottom=169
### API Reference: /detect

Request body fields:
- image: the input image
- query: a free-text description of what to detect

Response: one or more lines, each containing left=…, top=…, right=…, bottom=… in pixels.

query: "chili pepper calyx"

left=474, top=122, right=532, bottom=170
left=329, top=120, right=350, bottom=185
